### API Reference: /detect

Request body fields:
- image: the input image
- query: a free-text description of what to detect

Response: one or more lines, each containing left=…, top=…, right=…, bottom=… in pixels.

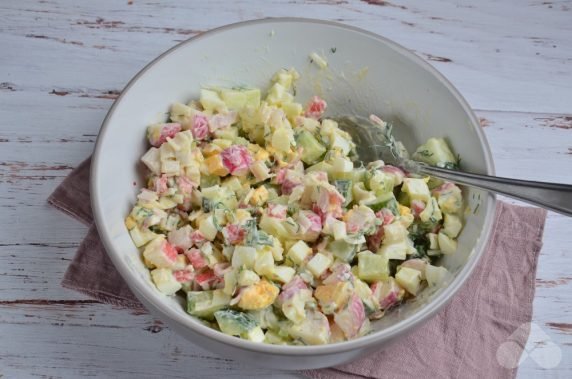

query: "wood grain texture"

left=0, top=0, right=570, bottom=378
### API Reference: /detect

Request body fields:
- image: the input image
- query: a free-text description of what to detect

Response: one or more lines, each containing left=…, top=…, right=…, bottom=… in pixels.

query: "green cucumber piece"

left=187, top=290, right=231, bottom=320
left=333, top=180, right=353, bottom=206
left=327, top=239, right=357, bottom=262
left=201, top=174, right=221, bottom=188
left=413, top=138, right=458, bottom=169
left=220, top=88, right=261, bottom=110
left=214, top=309, right=258, bottom=336
left=296, top=131, right=326, bottom=165
left=364, top=192, right=399, bottom=214
left=357, top=251, right=389, bottom=282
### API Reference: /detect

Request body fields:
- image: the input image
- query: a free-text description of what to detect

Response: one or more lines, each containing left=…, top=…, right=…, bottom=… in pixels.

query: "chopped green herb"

left=202, top=198, right=213, bottom=212
left=256, top=230, right=274, bottom=246
left=416, top=150, right=434, bottom=158
left=442, top=162, right=458, bottom=170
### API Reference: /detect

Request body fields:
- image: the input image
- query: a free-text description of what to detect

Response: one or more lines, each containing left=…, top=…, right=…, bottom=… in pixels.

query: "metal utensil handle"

left=419, top=164, right=572, bottom=216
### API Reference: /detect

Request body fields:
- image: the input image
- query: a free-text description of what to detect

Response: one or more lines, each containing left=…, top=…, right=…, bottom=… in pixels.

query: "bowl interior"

left=92, top=19, right=494, bottom=351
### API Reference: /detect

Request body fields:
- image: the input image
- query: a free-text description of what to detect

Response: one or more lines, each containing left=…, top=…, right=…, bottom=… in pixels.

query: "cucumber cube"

left=198, top=215, right=218, bottom=241
left=425, top=265, right=450, bottom=287
left=129, top=227, right=158, bottom=248
left=187, top=290, right=231, bottom=319
left=327, top=239, right=356, bottom=262
left=287, top=240, right=312, bottom=265
left=363, top=191, right=398, bottom=213
left=231, top=245, right=257, bottom=269
left=296, top=131, right=326, bottom=165
left=220, top=88, right=261, bottom=110
left=402, top=178, right=431, bottom=203
left=419, top=197, right=442, bottom=223
left=438, top=232, right=458, bottom=254
left=266, top=82, right=293, bottom=105
left=306, top=253, right=333, bottom=277
left=427, top=233, right=439, bottom=250
left=443, top=214, right=463, bottom=238
left=395, top=267, right=422, bottom=295
left=254, top=248, right=275, bottom=277
left=244, top=326, right=265, bottom=342
left=271, top=127, right=294, bottom=153
left=270, top=265, right=296, bottom=284
left=357, top=251, right=389, bottom=282
left=413, top=138, right=457, bottom=168
left=368, top=171, right=394, bottom=193
left=200, top=89, right=227, bottom=112
left=378, top=240, right=413, bottom=260
left=383, top=223, right=408, bottom=244
left=282, top=102, right=303, bottom=120
left=151, top=268, right=182, bottom=295
left=214, top=309, right=258, bottom=336
left=238, top=269, right=260, bottom=287
left=330, top=132, right=352, bottom=155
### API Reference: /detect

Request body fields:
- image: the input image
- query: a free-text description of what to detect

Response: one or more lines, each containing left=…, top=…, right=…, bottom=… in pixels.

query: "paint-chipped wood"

left=536, top=277, right=572, bottom=288
left=534, top=116, right=572, bottom=130
left=0, top=0, right=571, bottom=378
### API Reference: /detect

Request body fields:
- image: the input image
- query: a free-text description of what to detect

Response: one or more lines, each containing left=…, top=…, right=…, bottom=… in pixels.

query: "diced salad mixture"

left=125, top=68, right=464, bottom=345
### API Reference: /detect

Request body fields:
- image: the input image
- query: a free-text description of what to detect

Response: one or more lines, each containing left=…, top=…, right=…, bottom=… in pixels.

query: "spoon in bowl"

left=335, top=115, right=572, bottom=217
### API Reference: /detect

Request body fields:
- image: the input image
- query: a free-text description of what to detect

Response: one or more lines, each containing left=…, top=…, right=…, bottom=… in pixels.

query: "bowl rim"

left=91, top=17, right=496, bottom=355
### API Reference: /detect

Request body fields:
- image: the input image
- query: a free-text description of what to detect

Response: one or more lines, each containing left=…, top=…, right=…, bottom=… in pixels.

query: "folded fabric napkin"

left=49, top=157, right=548, bottom=379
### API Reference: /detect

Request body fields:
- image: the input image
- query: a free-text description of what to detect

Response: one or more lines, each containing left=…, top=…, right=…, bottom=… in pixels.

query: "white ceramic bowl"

left=92, top=18, right=495, bottom=370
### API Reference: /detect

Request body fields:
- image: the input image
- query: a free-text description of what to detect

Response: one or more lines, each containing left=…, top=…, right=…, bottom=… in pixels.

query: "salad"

left=125, top=68, right=464, bottom=345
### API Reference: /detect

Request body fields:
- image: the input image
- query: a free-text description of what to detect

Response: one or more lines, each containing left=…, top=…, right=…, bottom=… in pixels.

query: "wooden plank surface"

left=0, top=0, right=571, bottom=378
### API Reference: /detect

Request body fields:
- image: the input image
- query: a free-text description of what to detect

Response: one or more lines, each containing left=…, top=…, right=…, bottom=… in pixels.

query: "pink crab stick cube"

left=371, top=278, right=405, bottom=310
left=191, top=113, right=210, bottom=141
left=333, top=294, right=366, bottom=339
left=143, top=237, right=179, bottom=269
left=147, top=123, right=181, bottom=147
left=304, top=96, right=327, bottom=119
left=220, top=145, right=253, bottom=176
left=222, top=224, right=246, bottom=245
left=185, top=248, right=208, bottom=270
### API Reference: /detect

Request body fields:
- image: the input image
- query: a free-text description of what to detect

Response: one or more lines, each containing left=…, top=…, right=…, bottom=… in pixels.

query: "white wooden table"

left=1, top=1, right=571, bottom=377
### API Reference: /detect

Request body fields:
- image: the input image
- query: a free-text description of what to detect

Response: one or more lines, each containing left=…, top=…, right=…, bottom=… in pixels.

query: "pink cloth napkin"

left=49, top=157, right=548, bottom=379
